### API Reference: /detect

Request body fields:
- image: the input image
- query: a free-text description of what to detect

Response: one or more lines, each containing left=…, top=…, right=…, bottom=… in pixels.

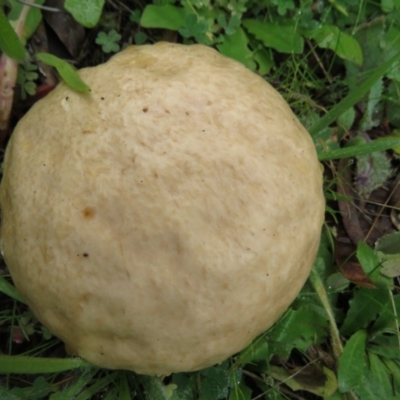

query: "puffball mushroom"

left=0, top=42, right=324, bottom=375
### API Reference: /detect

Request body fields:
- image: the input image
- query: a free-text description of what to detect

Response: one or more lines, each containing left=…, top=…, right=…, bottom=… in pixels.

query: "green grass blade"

left=0, top=8, right=25, bottom=61
left=74, top=372, right=118, bottom=400
left=318, top=137, right=400, bottom=161
left=35, top=52, right=90, bottom=92
left=0, top=355, right=92, bottom=374
left=309, top=49, right=400, bottom=137
left=0, top=275, right=25, bottom=303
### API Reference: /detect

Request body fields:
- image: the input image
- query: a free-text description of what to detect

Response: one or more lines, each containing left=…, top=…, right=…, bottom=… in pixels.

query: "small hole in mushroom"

left=83, top=253, right=89, bottom=257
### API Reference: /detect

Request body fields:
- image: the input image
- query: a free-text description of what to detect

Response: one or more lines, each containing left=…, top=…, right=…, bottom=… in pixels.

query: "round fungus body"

left=0, top=43, right=325, bottom=375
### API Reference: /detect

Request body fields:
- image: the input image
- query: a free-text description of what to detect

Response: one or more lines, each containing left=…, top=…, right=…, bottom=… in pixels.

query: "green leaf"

left=0, top=8, right=25, bottom=60
left=139, top=375, right=178, bottom=400
left=229, top=381, right=252, bottom=400
left=0, top=275, right=25, bottom=303
left=35, top=53, right=90, bottom=93
left=368, top=333, right=400, bottom=359
left=340, top=287, right=390, bottom=336
left=382, top=358, right=400, bottom=395
left=64, top=0, right=105, bottom=28
left=95, top=30, right=121, bottom=53
left=252, top=46, right=274, bottom=75
left=170, top=373, right=197, bottom=400
left=359, top=78, right=383, bottom=131
left=354, top=353, right=398, bottom=399
left=50, top=369, right=98, bottom=399
left=318, top=137, right=400, bottom=161
left=217, top=28, right=256, bottom=70
left=140, top=4, right=185, bottom=31
left=243, top=19, right=303, bottom=54
left=266, top=306, right=328, bottom=358
left=338, top=330, right=367, bottom=392
left=269, top=365, right=337, bottom=397
left=308, top=25, right=363, bottom=65
left=371, top=293, right=400, bottom=333
left=0, top=355, right=92, bottom=374
left=117, top=371, right=132, bottom=400
left=355, top=138, right=393, bottom=199
left=200, top=363, right=231, bottom=400
left=6, top=0, right=44, bottom=45
left=309, top=47, right=400, bottom=137
left=74, top=372, right=119, bottom=400
left=357, top=241, right=379, bottom=276
left=378, top=252, right=400, bottom=278
left=375, top=232, right=400, bottom=254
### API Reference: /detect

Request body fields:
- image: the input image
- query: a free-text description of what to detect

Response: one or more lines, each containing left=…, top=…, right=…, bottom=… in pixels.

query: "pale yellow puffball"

left=0, top=43, right=324, bottom=375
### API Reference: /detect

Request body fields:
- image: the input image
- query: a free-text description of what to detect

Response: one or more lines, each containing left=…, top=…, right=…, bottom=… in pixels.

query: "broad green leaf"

left=0, top=275, right=25, bottom=303
left=337, top=107, right=355, bottom=131
left=269, top=365, right=337, bottom=397
left=371, top=293, right=400, bottom=333
left=200, top=365, right=231, bottom=400
left=309, top=48, right=400, bottom=137
left=0, top=8, right=25, bottom=60
left=0, top=355, right=92, bottom=374
left=236, top=335, right=270, bottom=365
left=217, top=28, right=256, bottom=70
left=139, top=376, right=173, bottom=400
left=64, top=0, right=105, bottom=28
left=308, top=25, right=363, bottom=65
left=243, top=19, right=303, bottom=53
left=340, top=287, right=390, bottom=336
left=359, top=78, right=383, bottom=131
left=354, top=353, right=398, bottom=400
left=35, top=53, right=90, bottom=92
left=140, top=5, right=186, bottom=31
left=266, top=306, right=328, bottom=358
left=338, top=330, right=367, bottom=392
left=252, top=46, right=274, bottom=75
left=382, top=358, right=400, bottom=395
left=368, top=333, right=400, bottom=359
left=170, top=373, right=197, bottom=400
left=357, top=241, right=379, bottom=276
left=375, top=232, right=400, bottom=254
left=229, top=381, right=252, bottom=400
left=378, top=252, right=400, bottom=278
left=355, top=140, right=393, bottom=200
left=318, top=137, right=400, bottom=161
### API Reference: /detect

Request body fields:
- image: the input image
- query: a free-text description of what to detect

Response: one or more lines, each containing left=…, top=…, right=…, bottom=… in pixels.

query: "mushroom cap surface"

left=0, top=43, right=324, bottom=375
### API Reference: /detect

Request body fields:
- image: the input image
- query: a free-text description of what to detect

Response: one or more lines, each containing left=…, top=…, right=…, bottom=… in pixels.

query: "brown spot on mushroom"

left=83, top=253, right=89, bottom=257
left=143, top=107, right=148, bottom=112
left=82, top=207, right=95, bottom=219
